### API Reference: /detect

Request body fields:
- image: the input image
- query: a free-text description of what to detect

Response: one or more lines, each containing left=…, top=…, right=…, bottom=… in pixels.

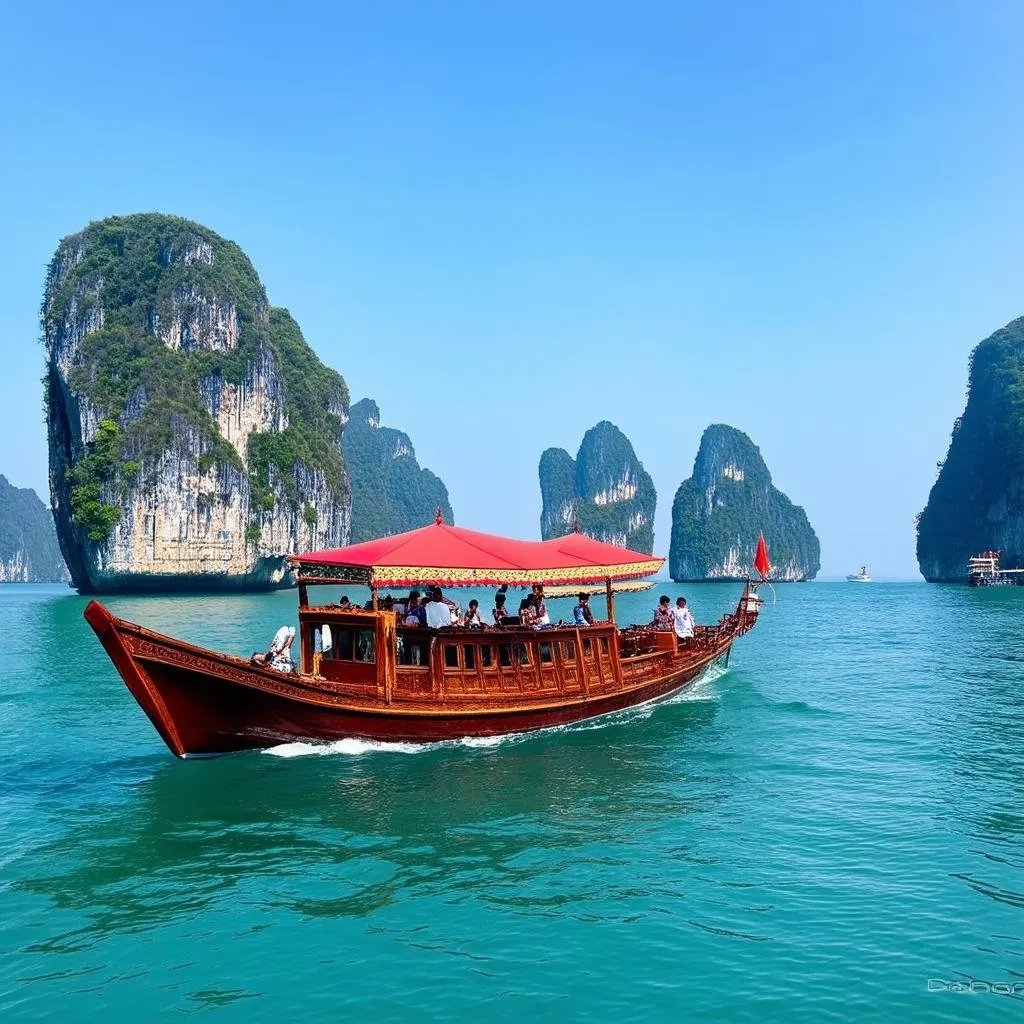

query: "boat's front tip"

left=83, top=598, right=115, bottom=637
left=82, top=599, right=190, bottom=760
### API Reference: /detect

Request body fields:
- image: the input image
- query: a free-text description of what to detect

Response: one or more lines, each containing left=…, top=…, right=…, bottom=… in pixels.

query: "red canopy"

left=290, top=521, right=664, bottom=588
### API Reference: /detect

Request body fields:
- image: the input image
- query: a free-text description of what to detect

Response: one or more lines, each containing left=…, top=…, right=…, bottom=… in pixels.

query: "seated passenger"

left=338, top=596, right=352, bottom=611
left=492, top=592, right=508, bottom=625
left=518, top=598, right=536, bottom=628
left=653, top=595, right=675, bottom=631
left=532, top=585, right=550, bottom=626
left=251, top=625, right=296, bottom=672
left=573, top=592, right=594, bottom=626
left=463, top=599, right=484, bottom=627
left=425, top=587, right=454, bottom=629
left=404, top=592, right=426, bottom=627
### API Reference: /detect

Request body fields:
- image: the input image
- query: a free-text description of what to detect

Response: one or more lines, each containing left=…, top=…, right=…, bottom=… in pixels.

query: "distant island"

left=669, top=424, right=819, bottom=581
left=917, top=316, right=1024, bottom=581
left=342, top=398, right=453, bottom=543
left=0, top=475, right=68, bottom=582
left=44, top=213, right=449, bottom=594
left=539, top=421, right=656, bottom=552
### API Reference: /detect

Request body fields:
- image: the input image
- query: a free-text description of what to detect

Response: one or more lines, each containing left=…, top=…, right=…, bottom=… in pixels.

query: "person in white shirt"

left=673, top=597, right=695, bottom=641
left=425, top=588, right=453, bottom=629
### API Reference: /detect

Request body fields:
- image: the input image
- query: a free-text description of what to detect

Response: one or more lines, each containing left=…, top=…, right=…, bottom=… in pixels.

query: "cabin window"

left=463, top=644, right=476, bottom=670
left=562, top=642, right=576, bottom=661
left=514, top=643, right=530, bottom=665
left=480, top=645, right=493, bottom=668
left=444, top=645, right=459, bottom=669
left=397, top=637, right=429, bottom=666
left=336, top=629, right=354, bottom=660
left=583, top=638, right=593, bottom=657
left=498, top=644, right=512, bottom=668
left=600, top=637, right=609, bottom=656
left=356, top=630, right=375, bottom=663
left=539, top=642, right=553, bottom=664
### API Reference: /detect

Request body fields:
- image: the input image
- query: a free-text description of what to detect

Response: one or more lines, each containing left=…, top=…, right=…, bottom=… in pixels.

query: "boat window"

left=444, top=645, right=459, bottom=669
left=463, top=644, right=476, bottom=670
left=539, top=642, right=553, bottom=664
left=582, top=638, right=593, bottom=657
left=355, top=629, right=375, bottom=663
left=397, top=638, right=429, bottom=666
left=562, top=642, right=576, bottom=661
left=600, top=637, right=609, bottom=655
left=336, top=629, right=354, bottom=660
left=479, top=645, right=493, bottom=668
left=514, top=643, right=530, bottom=665
left=498, top=644, right=512, bottom=668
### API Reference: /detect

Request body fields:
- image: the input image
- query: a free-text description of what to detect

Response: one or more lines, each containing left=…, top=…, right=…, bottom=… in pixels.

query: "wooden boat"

left=85, top=518, right=763, bottom=758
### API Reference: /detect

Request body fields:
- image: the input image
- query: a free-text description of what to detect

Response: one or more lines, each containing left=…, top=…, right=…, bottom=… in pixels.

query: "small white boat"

left=845, top=566, right=871, bottom=583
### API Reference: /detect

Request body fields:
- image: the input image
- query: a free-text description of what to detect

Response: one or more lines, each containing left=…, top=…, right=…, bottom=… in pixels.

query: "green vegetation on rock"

left=669, top=424, right=819, bottom=581
left=342, top=398, right=453, bottom=543
left=0, top=475, right=67, bottom=581
left=539, top=421, right=656, bottom=553
left=45, top=214, right=347, bottom=543
left=917, top=316, right=1024, bottom=580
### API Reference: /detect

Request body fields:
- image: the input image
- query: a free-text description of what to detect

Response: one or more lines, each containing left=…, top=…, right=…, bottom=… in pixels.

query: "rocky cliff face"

left=342, top=398, right=453, bottom=542
left=669, top=424, right=819, bottom=581
left=45, top=214, right=350, bottom=593
left=0, top=475, right=68, bottom=582
left=539, top=421, right=656, bottom=552
left=917, top=317, right=1024, bottom=581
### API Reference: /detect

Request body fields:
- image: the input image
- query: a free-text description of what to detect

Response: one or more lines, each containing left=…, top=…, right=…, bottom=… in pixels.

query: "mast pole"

left=605, top=576, right=615, bottom=624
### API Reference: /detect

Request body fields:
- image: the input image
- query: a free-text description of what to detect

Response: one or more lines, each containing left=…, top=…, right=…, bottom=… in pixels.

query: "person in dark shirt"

left=573, top=592, right=594, bottom=626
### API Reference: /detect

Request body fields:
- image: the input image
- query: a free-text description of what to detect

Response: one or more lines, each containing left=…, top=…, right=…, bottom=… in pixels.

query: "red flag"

left=754, top=533, right=770, bottom=579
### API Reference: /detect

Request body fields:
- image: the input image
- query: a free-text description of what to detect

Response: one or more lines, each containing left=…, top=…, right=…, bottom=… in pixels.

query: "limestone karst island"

left=44, top=214, right=451, bottom=594
left=539, top=421, right=656, bottom=552
left=917, top=316, right=1024, bottom=582
left=669, top=424, right=820, bottom=582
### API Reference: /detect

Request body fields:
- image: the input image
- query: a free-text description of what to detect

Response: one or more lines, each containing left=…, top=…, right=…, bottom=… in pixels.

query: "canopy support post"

left=371, top=586, right=379, bottom=611
left=605, top=577, right=615, bottom=624
left=298, top=581, right=308, bottom=608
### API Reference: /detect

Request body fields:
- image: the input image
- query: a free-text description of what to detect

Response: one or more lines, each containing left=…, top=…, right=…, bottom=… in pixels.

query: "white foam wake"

left=263, top=662, right=728, bottom=758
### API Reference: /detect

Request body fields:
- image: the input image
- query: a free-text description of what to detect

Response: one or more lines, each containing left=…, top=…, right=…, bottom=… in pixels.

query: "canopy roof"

left=290, top=520, right=664, bottom=588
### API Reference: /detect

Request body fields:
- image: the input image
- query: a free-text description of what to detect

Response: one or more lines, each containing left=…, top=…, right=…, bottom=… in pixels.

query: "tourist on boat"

left=573, top=592, right=594, bottom=626
left=673, top=596, right=695, bottom=640
left=425, top=588, right=454, bottom=629
left=519, top=597, right=536, bottom=627
left=532, top=585, right=550, bottom=626
left=493, top=592, right=508, bottom=625
left=265, top=625, right=296, bottom=672
left=338, top=596, right=352, bottom=610
left=653, top=595, right=674, bottom=631
left=463, top=599, right=484, bottom=627
left=403, top=592, right=426, bottom=627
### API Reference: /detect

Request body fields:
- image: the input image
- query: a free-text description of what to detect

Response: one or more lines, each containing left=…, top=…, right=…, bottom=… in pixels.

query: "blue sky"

left=1, top=0, right=1022, bottom=578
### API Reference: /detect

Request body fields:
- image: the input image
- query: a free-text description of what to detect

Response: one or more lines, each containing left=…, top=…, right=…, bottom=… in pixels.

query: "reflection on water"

left=13, top=699, right=720, bottom=939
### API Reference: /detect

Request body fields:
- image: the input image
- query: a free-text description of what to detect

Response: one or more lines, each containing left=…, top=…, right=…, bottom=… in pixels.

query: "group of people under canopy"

left=255, top=586, right=697, bottom=675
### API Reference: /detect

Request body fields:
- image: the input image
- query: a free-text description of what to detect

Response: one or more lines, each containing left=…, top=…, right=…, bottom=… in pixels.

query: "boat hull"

left=85, top=600, right=747, bottom=757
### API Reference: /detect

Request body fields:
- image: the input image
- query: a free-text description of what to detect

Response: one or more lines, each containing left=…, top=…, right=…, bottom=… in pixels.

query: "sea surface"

left=1, top=581, right=1023, bottom=1021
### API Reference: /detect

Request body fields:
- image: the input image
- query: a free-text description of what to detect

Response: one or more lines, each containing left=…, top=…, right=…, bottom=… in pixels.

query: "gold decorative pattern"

left=351, top=560, right=665, bottom=588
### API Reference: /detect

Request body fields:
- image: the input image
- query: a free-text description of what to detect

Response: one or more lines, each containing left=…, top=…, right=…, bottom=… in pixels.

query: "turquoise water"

left=2, top=581, right=1023, bottom=1021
